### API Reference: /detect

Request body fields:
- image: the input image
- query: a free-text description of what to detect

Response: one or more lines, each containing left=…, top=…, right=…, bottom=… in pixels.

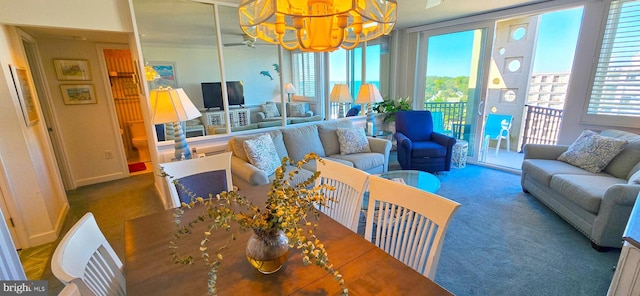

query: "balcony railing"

left=425, top=102, right=467, bottom=139
left=521, top=105, right=563, bottom=149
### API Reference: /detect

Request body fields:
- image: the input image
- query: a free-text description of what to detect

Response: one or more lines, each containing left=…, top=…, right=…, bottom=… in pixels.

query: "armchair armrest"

left=394, top=132, right=412, bottom=150
left=431, top=132, right=456, bottom=149
left=523, top=144, right=569, bottom=160
left=230, top=155, right=269, bottom=186
left=304, top=110, right=314, bottom=117
left=592, top=185, right=640, bottom=246
left=367, top=137, right=392, bottom=172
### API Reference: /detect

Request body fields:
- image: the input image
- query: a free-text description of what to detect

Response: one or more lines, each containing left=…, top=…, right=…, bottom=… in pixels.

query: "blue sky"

left=427, top=7, right=584, bottom=77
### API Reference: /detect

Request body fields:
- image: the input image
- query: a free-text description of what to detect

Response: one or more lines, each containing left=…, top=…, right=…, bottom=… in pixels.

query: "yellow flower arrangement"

left=168, top=153, right=347, bottom=295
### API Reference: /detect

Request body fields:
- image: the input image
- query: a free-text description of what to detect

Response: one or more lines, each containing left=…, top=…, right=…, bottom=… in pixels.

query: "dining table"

left=124, top=186, right=454, bottom=295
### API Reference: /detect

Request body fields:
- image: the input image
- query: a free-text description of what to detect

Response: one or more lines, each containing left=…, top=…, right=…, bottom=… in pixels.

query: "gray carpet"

left=433, top=165, right=620, bottom=296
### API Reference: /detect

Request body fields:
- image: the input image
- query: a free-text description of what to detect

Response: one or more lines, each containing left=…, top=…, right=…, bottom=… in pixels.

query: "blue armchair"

left=394, top=111, right=457, bottom=172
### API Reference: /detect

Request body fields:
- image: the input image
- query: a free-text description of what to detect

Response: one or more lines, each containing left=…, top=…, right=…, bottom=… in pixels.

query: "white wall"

left=37, top=37, right=129, bottom=186
left=0, top=0, right=133, bottom=247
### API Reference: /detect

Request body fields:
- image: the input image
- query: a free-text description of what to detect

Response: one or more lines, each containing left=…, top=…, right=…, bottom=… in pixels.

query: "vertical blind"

left=292, top=52, right=316, bottom=98
left=588, top=0, right=640, bottom=117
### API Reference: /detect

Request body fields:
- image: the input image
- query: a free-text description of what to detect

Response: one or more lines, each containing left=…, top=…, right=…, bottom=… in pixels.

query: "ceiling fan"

left=223, top=34, right=256, bottom=48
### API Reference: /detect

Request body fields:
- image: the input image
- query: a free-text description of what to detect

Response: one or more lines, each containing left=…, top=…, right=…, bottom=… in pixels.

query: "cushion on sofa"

left=600, top=130, right=640, bottom=179
left=261, top=102, right=280, bottom=118
left=629, top=169, right=640, bottom=185
left=317, top=120, right=354, bottom=156
left=522, top=159, right=600, bottom=186
left=337, top=127, right=371, bottom=155
left=300, top=158, right=354, bottom=172
left=558, top=130, right=628, bottom=173
left=289, top=115, right=323, bottom=124
left=230, top=130, right=287, bottom=162
left=328, top=153, right=385, bottom=171
left=243, top=134, right=281, bottom=175
left=550, top=174, right=628, bottom=214
left=282, top=124, right=326, bottom=161
left=288, top=102, right=307, bottom=117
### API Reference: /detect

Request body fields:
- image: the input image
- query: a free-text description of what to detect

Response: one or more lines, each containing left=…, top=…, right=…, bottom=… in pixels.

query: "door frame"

left=414, top=21, right=496, bottom=163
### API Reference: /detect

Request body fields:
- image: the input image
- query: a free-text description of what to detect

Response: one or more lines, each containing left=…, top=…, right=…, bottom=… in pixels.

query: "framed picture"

left=148, top=61, right=177, bottom=89
left=53, top=59, right=91, bottom=80
left=60, top=84, right=97, bottom=105
left=9, top=65, right=39, bottom=126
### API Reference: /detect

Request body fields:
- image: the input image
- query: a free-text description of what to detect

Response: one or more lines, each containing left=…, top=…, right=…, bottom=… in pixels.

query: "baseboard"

left=75, top=172, right=127, bottom=187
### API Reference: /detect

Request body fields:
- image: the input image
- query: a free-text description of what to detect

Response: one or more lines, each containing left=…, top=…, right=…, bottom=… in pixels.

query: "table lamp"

left=284, top=83, right=296, bottom=102
left=355, top=84, right=383, bottom=136
left=150, top=87, right=201, bottom=160
left=329, top=84, right=353, bottom=118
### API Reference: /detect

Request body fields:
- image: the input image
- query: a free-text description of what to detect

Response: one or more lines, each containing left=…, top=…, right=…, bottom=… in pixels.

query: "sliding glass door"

left=417, top=22, right=494, bottom=162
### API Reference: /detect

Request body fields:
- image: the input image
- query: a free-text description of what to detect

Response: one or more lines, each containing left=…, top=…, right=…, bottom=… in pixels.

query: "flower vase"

left=246, top=229, right=290, bottom=274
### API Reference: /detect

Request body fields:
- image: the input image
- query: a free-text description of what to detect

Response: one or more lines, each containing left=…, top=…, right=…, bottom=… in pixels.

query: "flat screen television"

left=201, top=81, right=245, bottom=110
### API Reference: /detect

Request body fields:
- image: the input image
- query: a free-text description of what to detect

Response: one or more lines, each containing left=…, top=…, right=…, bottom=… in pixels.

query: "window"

left=292, top=52, right=316, bottom=98
left=587, top=0, right=640, bottom=123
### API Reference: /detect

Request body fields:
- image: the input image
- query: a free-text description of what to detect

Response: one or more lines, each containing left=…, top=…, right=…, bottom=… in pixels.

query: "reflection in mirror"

left=132, top=0, right=291, bottom=142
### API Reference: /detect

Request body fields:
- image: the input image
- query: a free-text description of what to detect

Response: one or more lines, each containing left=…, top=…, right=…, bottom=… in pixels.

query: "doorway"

left=98, top=46, right=152, bottom=175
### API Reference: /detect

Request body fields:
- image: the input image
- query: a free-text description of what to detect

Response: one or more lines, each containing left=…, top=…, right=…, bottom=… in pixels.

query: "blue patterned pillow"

left=336, top=127, right=371, bottom=155
left=243, top=134, right=281, bottom=175
left=558, top=130, right=628, bottom=173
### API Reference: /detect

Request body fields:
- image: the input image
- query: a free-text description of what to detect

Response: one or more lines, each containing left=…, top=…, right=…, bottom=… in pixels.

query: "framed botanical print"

left=9, top=65, right=39, bottom=126
left=54, top=59, right=91, bottom=80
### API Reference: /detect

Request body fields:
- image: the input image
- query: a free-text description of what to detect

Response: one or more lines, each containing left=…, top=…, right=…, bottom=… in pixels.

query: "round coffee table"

left=377, top=170, right=441, bottom=193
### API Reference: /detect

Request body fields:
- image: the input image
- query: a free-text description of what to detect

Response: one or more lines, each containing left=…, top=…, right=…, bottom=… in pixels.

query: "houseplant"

left=168, top=153, right=347, bottom=295
left=373, top=96, right=413, bottom=123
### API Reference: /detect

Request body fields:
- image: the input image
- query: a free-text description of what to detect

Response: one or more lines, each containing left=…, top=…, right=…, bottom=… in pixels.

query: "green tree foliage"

left=425, top=76, right=470, bottom=102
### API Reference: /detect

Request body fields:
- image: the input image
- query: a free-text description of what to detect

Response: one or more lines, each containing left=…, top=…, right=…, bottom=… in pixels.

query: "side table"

left=452, top=140, right=468, bottom=168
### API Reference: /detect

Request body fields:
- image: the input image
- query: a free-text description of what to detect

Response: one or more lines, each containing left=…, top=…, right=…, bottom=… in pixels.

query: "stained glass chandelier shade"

left=238, top=0, right=397, bottom=52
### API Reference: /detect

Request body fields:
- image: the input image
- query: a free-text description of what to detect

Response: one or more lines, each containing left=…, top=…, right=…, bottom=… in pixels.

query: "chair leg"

left=495, top=136, right=501, bottom=157
left=506, top=133, right=510, bottom=153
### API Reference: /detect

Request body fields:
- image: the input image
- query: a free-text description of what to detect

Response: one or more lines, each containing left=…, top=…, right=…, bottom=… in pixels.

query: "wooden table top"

left=125, top=197, right=453, bottom=295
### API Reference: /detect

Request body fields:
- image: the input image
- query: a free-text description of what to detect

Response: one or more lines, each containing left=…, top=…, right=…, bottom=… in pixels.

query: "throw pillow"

left=243, top=134, right=281, bottom=175
left=336, top=127, right=371, bottom=155
left=557, top=130, right=628, bottom=173
left=261, top=103, right=280, bottom=118
left=288, top=103, right=306, bottom=117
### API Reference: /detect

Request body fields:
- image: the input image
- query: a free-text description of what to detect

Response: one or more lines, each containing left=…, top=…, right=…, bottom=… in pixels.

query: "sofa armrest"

left=256, top=112, right=267, bottom=122
left=592, top=184, right=640, bottom=246
left=367, top=137, right=392, bottom=172
left=523, top=144, right=569, bottom=160
left=230, top=155, right=270, bottom=186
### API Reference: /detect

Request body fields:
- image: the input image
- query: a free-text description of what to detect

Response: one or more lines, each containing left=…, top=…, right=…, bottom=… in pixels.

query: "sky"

left=426, top=7, right=584, bottom=77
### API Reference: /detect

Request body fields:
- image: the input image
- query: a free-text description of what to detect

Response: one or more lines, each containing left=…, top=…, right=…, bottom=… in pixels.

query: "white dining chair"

left=161, top=151, right=233, bottom=208
left=51, top=212, right=125, bottom=296
left=364, top=175, right=461, bottom=280
left=315, top=159, right=369, bottom=233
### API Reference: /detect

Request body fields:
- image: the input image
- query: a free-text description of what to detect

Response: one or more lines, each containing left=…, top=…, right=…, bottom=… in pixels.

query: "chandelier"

left=238, top=0, right=397, bottom=52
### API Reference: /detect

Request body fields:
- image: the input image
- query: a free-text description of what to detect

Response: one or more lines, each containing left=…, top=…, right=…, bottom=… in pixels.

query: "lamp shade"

left=150, top=87, right=201, bottom=124
left=284, top=83, right=296, bottom=94
left=355, top=84, right=383, bottom=104
left=329, top=84, right=353, bottom=103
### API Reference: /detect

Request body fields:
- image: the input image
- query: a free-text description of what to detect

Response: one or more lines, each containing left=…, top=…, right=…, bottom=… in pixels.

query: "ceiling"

left=21, top=0, right=548, bottom=46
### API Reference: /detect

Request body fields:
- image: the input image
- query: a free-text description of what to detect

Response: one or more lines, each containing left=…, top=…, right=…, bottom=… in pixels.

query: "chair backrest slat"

left=315, top=159, right=369, bottom=233
left=364, top=176, right=460, bottom=279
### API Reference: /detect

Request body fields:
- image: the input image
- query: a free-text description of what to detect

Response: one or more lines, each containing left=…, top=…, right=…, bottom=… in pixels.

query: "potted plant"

left=167, top=153, right=347, bottom=296
left=373, top=97, right=413, bottom=123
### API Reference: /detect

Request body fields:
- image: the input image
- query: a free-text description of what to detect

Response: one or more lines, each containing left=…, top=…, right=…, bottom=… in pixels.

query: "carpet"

left=433, top=165, right=620, bottom=296
left=128, top=162, right=146, bottom=173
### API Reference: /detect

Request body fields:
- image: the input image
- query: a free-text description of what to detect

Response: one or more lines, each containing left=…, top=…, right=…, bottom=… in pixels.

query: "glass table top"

left=377, top=170, right=441, bottom=193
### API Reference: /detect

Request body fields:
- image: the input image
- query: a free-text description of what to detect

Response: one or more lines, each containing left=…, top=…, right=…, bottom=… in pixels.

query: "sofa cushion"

left=328, top=153, right=385, bottom=171
left=289, top=115, right=323, bottom=124
left=600, top=130, right=640, bottom=179
left=288, top=102, right=307, bottom=117
left=629, top=169, right=640, bottom=185
left=282, top=124, right=325, bottom=161
left=522, top=159, right=598, bottom=186
left=558, top=130, right=628, bottom=173
left=550, top=174, right=627, bottom=214
left=243, top=134, right=281, bottom=175
left=230, top=130, right=287, bottom=162
left=337, top=127, right=371, bottom=155
left=317, top=120, right=353, bottom=156
left=300, top=158, right=354, bottom=172
left=261, top=102, right=280, bottom=118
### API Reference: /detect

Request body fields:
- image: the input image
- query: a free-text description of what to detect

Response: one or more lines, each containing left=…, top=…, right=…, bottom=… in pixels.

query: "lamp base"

left=366, top=104, right=376, bottom=136
left=173, top=122, right=191, bottom=160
